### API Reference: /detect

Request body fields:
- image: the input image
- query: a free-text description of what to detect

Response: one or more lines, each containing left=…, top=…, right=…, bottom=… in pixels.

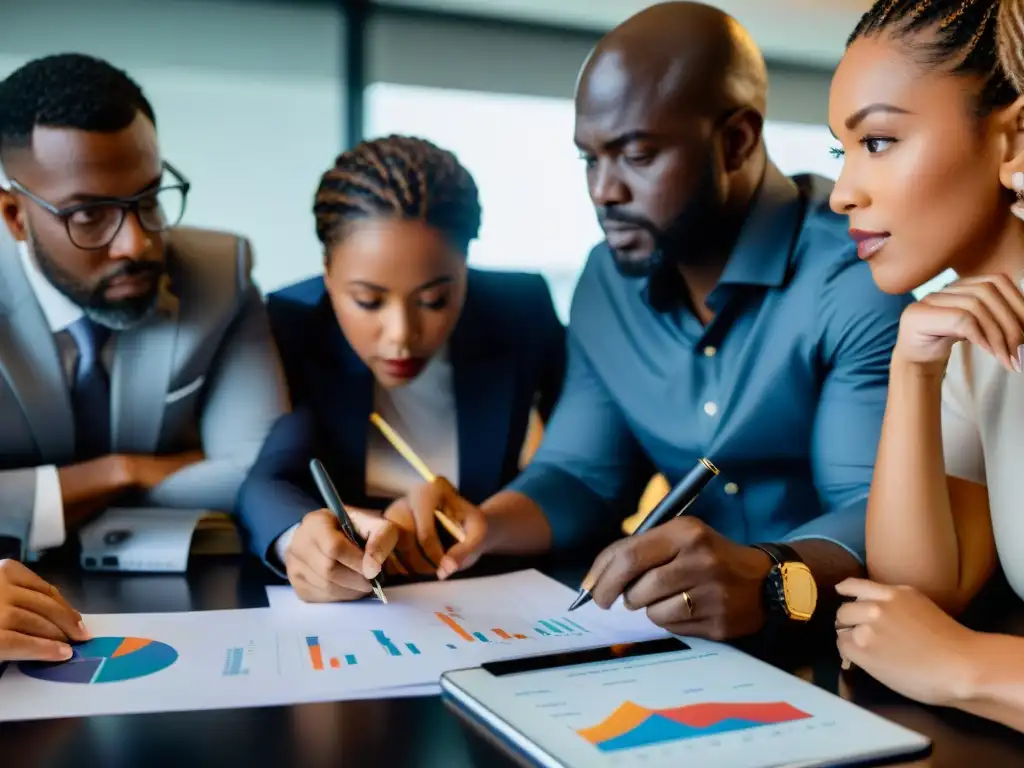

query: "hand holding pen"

left=282, top=460, right=398, bottom=604
left=569, top=458, right=719, bottom=611
left=309, top=459, right=389, bottom=603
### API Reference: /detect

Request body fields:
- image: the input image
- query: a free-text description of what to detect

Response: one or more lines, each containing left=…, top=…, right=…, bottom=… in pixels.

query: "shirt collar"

left=715, top=161, right=803, bottom=290
left=16, top=241, right=83, bottom=333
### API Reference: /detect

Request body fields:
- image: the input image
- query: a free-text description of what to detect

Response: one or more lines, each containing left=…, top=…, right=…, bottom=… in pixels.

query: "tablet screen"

left=445, top=636, right=930, bottom=768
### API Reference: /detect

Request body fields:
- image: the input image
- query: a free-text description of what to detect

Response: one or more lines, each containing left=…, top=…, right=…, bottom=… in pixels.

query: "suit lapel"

left=450, top=285, right=516, bottom=504
left=110, top=275, right=180, bottom=453
left=0, top=241, right=75, bottom=460
left=316, top=299, right=373, bottom=501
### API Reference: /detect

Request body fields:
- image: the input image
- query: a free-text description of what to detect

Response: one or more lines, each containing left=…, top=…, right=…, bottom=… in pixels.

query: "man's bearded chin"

left=27, top=228, right=164, bottom=331
left=607, top=160, right=726, bottom=280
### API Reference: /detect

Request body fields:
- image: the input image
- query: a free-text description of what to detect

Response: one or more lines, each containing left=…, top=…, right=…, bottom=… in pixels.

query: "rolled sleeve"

left=506, top=333, right=648, bottom=550
left=805, top=258, right=913, bottom=562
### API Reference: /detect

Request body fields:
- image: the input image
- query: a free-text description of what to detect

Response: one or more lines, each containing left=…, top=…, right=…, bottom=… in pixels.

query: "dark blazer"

left=237, top=268, right=566, bottom=567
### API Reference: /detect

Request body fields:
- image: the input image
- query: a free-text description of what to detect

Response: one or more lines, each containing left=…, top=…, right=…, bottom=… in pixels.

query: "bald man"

left=399, top=3, right=914, bottom=642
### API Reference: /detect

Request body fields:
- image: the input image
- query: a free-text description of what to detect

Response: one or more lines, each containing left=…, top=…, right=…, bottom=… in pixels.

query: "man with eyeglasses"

left=0, top=53, right=288, bottom=648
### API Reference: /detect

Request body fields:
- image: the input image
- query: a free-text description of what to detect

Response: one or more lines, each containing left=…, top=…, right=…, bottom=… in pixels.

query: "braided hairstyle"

left=313, top=135, right=482, bottom=259
left=997, top=0, right=1024, bottom=92
left=849, top=0, right=1018, bottom=116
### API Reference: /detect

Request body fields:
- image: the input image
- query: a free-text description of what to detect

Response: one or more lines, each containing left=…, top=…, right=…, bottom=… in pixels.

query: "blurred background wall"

left=0, top=0, right=954, bottom=310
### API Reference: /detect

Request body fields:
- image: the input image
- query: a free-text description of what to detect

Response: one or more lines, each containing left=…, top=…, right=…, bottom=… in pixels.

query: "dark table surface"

left=2, top=553, right=1024, bottom=767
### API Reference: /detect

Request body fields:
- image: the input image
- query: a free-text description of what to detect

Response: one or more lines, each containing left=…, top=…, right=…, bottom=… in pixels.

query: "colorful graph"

left=434, top=608, right=584, bottom=644
left=303, top=608, right=597, bottom=672
left=577, top=701, right=812, bottom=752
left=306, top=636, right=358, bottom=670
left=20, top=637, right=178, bottom=685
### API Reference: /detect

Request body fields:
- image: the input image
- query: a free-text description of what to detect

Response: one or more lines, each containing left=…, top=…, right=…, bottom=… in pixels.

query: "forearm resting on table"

left=58, top=451, right=204, bottom=527
left=866, top=361, right=961, bottom=599
left=956, top=632, right=1024, bottom=732
left=58, top=456, right=133, bottom=525
left=480, top=491, right=552, bottom=556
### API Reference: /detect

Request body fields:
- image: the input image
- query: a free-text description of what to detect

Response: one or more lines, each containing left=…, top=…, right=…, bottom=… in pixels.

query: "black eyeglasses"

left=7, top=160, right=190, bottom=250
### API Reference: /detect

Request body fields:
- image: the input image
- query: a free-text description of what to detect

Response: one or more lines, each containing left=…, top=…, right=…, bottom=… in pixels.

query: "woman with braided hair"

left=237, top=135, right=565, bottom=599
left=827, top=0, right=1024, bottom=729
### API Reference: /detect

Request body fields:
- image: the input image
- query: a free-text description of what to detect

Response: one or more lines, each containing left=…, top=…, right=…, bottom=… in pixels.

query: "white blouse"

left=941, top=340, right=1024, bottom=598
left=366, top=349, right=459, bottom=498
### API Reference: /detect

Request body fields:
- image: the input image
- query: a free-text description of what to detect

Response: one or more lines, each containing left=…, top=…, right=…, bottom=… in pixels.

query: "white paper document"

left=0, top=570, right=666, bottom=722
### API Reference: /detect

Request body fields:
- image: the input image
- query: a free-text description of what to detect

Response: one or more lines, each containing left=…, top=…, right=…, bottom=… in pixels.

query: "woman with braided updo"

left=238, top=135, right=565, bottom=598
left=826, top=0, right=1024, bottom=729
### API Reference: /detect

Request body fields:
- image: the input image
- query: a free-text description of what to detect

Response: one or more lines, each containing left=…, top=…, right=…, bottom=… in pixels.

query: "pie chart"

left=19, top=637, right=178, bottom=684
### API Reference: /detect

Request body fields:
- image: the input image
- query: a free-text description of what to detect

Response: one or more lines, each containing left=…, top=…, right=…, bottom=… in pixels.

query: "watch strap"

left=751, top=542, right=802, bottom=566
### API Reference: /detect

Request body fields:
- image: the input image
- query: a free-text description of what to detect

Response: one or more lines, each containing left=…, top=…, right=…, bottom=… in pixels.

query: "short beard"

left=602, top=153, right=726, bottom=279
left=28, top=230, right=163, bottom=331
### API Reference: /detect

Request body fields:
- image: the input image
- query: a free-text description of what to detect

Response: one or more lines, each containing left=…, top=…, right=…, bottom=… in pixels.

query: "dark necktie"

left=66, top=317, right=112, bottom=460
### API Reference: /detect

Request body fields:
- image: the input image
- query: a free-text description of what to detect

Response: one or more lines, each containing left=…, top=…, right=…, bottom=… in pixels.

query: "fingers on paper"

left=0, top=629, right=72, bottom=662
left=8, top=587, right=88, bottom=642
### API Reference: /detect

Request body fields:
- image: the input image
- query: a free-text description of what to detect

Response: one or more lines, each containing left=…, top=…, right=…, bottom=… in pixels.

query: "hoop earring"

left=1012, top=172, right=1024, bottom=222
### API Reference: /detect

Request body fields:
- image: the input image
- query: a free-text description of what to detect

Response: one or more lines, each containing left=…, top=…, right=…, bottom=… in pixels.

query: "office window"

left=0, top=0, right=343, bottom=293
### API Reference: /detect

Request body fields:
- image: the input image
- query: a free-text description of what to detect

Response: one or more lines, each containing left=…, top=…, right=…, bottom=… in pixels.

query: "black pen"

left=309, top=458, right=387, bottom=604
left=568, top=457, right=719, bottom=611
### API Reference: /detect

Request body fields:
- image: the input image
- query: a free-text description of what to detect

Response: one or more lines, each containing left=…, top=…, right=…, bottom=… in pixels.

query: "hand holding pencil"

left=371, top=413, right=489, bottom=580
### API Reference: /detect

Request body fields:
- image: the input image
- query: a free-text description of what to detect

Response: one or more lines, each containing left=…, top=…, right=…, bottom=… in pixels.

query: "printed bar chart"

left=345, top=654, right=358, bottom=665
left=435, top=612, right=474, bottom=642
left=329, top=658, right=340, bottom=669
left=306, top=637, right=324, bottom=671
left=405, top=643, right=421, bottom=655
left=563, top=618, right=588, bottom=633
left=223, top=647, right=247, bottom=676
left=472, top=632, right=489, bottom=643
left=372, top=630, right=402, bottom=657
left=492, top=628, right=513, bottom=640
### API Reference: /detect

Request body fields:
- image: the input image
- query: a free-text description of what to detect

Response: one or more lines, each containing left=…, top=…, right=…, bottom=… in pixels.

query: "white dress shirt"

left=17, top=241, right=83, bottom=552
left=273, top=350, right=459, bottom=563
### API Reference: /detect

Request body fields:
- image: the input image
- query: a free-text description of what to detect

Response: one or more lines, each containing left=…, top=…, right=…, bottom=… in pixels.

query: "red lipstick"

left=849, top=229, right=891, bottom=260
left=380, top=357, right=427, bottom=380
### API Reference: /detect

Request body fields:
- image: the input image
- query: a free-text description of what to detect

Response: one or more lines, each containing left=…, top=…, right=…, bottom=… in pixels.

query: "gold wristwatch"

left=752, top=543, right=817, bottom=622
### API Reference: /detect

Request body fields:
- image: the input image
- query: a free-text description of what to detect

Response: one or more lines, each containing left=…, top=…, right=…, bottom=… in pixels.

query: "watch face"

left=779, top=562, right=817, bottom=621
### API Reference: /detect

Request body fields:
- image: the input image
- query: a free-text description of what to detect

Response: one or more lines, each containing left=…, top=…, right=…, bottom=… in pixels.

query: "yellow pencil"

left=370, top=412, right=467, bottom=543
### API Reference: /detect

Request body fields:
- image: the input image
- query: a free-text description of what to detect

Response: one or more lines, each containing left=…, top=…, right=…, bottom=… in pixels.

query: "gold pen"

left=369, top=412, right=467, bottom=543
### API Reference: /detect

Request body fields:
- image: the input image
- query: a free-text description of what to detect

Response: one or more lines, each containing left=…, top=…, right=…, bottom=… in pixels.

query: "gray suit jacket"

left=0, top=226, right=289, bottom=559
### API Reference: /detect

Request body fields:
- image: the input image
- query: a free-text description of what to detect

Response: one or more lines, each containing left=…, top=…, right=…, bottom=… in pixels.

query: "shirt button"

left=703, top=346, right=717, bottom=357
left=724, top=482, right=740, bottom=495
left=703, top=401, right=718, bottom=416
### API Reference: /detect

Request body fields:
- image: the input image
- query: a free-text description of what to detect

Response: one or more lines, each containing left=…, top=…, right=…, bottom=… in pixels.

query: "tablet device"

left=440, top=636, right=931, bottom=768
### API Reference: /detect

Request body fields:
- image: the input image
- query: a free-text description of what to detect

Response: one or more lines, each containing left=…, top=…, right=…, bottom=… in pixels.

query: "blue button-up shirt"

left=509, top=163, right=914, bottom=562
